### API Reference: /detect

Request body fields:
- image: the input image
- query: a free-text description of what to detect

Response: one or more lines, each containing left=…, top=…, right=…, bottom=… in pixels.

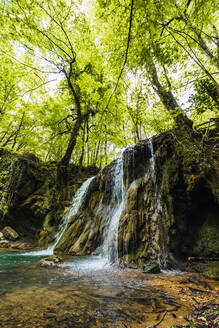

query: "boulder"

left=10, top=242, right=33, bottom=250
left=0, top=232, right=4, bottom=240
left=142, top=261, right=161, bottom=274
left=39, top=255, right=63, bottom=267
left=0, top=239, right=10, bottom=248
left=2, top=226, right=19, bottom=241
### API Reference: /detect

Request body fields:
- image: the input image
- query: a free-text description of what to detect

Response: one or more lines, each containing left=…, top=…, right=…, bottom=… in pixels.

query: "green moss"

left=193, top=262, right=219, bottom=280
left=170, top=128, right=214, bottom=191
left=192, top=219, right=219, bottom=257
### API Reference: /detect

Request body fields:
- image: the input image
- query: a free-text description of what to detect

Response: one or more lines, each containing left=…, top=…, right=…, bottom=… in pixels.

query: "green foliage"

left=190, top=78, right=219, bottom=114
left=0, top=0, right=217, bottom=165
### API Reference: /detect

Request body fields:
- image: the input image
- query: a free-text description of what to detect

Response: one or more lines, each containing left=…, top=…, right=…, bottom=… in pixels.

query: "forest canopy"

left=0, top=0, right=218, bottom=167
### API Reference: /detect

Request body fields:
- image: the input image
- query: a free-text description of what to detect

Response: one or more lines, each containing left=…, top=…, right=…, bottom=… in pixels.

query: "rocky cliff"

left=54, top=127, right=219, bottom=270
left=0, top=150, right=98, bottom=246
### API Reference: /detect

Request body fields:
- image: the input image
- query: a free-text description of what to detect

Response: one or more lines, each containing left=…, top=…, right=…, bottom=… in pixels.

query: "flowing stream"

left=1, top=248, right=209, bottom=328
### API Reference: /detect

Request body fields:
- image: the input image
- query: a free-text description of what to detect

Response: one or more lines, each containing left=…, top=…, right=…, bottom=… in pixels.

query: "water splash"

left=101, top=157, right=125, bottom=263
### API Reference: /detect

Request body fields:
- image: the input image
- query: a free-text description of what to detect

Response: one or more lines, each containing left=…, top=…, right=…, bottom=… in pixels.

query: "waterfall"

left=49, top=176, right=94, bottom=252
left=24, top=176, right=94, bottom=256
left=148, top=138, right=157, bottom=187
left=101, top=157, right=125, bottom=263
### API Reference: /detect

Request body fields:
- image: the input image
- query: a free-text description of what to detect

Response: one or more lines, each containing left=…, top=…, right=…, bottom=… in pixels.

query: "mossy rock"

left=192, top=261, right=219, bottom=280
left=192, top=220, right=219, bottom=257
left=39, top=255, right=63, bottom=267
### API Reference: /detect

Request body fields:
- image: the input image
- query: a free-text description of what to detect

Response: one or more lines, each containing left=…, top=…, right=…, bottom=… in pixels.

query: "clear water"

left=0, top=250, right=47, bottom=267
left=0, top=250, right=214, bottom=328
left=0, top=251, right=181, bottom=328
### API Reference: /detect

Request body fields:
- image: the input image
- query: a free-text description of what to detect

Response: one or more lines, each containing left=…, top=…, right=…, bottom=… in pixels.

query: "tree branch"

left=21, top=78, right=58, bottom=96
left=0, top=49, right=60, bottom=74
left=164, top=26, right=219, bottom=90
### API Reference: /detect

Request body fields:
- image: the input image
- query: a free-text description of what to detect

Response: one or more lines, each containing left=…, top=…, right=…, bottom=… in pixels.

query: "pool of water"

left=0, top=250, right=218, bottom=328
left=0, top=250, right=48, bottom=267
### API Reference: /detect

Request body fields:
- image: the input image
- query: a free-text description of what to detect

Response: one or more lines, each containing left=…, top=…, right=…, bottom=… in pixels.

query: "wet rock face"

left=118, top=137, right=170, bottom=267
left=55, top=129, right=219, bottom=269
left=119, top=131, right=219, bottom=267
left=0, top=128, right=218, bottom=270
left=0, top=150, right=99, bottom=246
left=54, top=160, right=119, bottom=255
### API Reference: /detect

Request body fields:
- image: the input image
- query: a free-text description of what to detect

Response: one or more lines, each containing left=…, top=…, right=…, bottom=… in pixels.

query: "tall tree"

left=1, top=0, right=111, bottom=164
left=95, top=0, right=218, bottom=127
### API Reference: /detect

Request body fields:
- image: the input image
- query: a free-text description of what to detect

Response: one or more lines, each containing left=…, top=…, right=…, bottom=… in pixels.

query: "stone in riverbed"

left=10, top=242, right=33, bottom=250
left=142, top=261, right=160, bottom=274
left=39, top=255, right=63, bottom=267
left=0, top=240, right=10, bottom=248
left=0, top=232, right=4, bottom=240
left=2, top=226, right=19, bottom=241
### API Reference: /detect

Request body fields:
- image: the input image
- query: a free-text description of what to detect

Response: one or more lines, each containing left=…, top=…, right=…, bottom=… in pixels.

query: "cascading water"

left=148, top=138, right=157, bottom=188
left=101, top=157, right=125, bottom=263
left=49, top=176, right=95, bottom=252
left=25, top=176, right=94, bottom=256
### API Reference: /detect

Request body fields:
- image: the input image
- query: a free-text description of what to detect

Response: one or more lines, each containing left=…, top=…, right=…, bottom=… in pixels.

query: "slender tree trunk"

left=59, top=116, right=82, bottom=166
left=79, top=121, right=86, bottom=167
left=59, top=67, right=83, bottom=166
left=2, top=132, right=16, bottom=147
left=104, top=140, right=108, bottom=166
left=95, top=140, right=100, bottom=162
left=149, top=60, right=193, bottom=127
left=11, top=112, right=25, bottom=150
left=181, top=16, right=219, bottom=70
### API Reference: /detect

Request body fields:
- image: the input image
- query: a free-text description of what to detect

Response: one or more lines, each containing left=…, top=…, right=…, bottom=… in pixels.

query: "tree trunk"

left=59, top=116, right=82, bottom=166
left=149, top=60, right=193, bottom=127
left=11, top=112, right=25, bottom=150
left=181, top=16, right=219, bottom=70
